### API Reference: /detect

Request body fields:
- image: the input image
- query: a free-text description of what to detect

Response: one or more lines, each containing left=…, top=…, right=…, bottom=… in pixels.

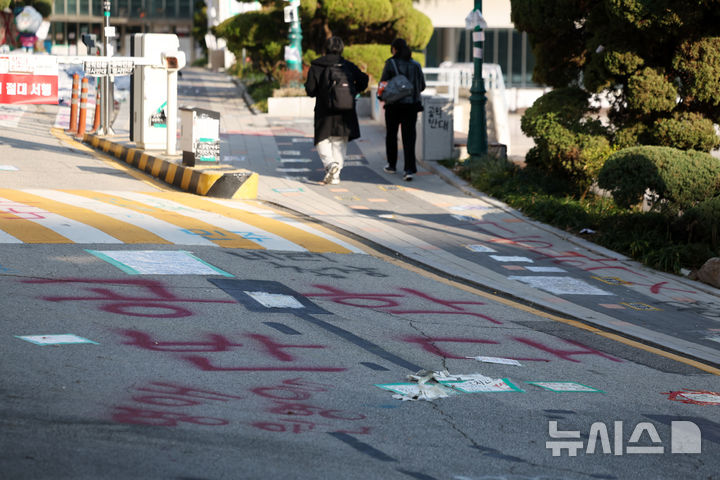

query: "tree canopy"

left=214, top=0, right=432, bottom=79
left=511, top=0, right=720, bottom=151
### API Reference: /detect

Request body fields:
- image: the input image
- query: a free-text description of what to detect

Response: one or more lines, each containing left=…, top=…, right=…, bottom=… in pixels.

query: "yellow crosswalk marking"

left=145, top=192, right=354, bottom=254
left=0, top=189, right=171, bottom=244
left=66, top=190, right=263, bottom=249
left=0, top=210, right=70, bottom=243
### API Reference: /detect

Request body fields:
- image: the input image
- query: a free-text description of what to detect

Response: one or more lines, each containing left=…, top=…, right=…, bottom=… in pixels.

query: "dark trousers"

left=384, top=103, right=418, bottom=174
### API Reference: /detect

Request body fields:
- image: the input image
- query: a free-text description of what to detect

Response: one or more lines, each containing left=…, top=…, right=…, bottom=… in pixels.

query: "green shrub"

left=626, top=67, right=678, bottom=115
left=344, top=44, right=424, bottom=85
left=652, top=111, right=720, bottom=152
left=520, top=87, right=613, bottom=187
left=322, top=0, right=393, bottom=25
left=673, top=36, right=720, bottom=106
left=598, top=146, right=720, bottom=210
left=683, top=196, right=720, bottom=249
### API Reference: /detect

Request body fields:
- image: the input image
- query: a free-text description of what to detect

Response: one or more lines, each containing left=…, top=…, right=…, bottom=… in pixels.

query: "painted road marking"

left=16, top=334, right=99, bottom=345
left=244, top=291, right=305, bottom=309
left=203, top=197, right=363, bottom=254
left=0, top=189, right=361, bottom=253
left=22, top=189, right=173, bottom=244
left=0, top=190, right=121, bottom=244
left=508, top=276, right=614, bottom=295
left=119, top=191, right=302, bottom=251
left=88, top=250, right=233, bottom=276
left=146, top=191, right=340, bottom=253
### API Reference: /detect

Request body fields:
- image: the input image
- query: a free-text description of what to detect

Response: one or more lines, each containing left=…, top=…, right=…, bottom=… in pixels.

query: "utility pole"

left=467, top=0, right=488, bottom=158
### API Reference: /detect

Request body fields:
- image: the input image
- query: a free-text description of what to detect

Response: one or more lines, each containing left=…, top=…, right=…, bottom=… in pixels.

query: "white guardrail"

left=422, top=62, right=505, bottom=103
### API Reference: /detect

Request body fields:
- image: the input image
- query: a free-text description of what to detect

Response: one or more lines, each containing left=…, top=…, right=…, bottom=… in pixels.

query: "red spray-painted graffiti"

left=112, top=382, right=243, bottom=426
left=302, top=285, right=503, bottom=324
left=250, top=378, right=370, bottom=434
left=23, top=278, right=237, bottom=318
left=402, top=335, right=622, bottom=363
left=112, top=379, right=369, bottom=433
left=119, top=329, right=346, bottom=372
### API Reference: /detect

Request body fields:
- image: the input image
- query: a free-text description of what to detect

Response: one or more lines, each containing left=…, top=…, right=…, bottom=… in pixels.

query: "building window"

left=54, top=0, right=65, bottom=15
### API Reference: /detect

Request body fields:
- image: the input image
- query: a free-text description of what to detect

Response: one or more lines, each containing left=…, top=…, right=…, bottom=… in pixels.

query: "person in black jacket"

left=305, top=36, right=369, bottom=184
left=379, top=38, right=426, bottom=181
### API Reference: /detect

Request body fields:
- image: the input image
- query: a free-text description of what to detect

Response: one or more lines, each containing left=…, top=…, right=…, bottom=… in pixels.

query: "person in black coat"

left=379, top=38, right=426, bottom=181
left=305, top=36, right=369, bottom=184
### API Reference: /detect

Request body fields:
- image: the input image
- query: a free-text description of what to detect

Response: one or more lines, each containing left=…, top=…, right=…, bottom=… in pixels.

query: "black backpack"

left=326, top=63, right=354, bottom=112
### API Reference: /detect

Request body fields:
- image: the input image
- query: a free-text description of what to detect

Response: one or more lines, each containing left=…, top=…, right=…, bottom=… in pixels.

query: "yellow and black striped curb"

left=82, top=134, right=258, bottom=199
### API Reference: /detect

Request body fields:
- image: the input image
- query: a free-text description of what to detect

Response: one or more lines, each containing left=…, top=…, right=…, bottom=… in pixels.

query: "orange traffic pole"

left=76, top=77, right=89, bottom=138
left=90, top=85, right=101, bottom=134
left=67, top=73, right=80, bottom=134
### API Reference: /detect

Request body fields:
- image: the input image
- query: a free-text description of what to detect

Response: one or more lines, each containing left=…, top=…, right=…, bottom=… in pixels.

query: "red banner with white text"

left=0, top=55, right=58, bottom=104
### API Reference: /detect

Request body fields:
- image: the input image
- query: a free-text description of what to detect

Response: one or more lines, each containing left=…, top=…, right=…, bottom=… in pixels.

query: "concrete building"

left=416, top=0, right=537, bottom=88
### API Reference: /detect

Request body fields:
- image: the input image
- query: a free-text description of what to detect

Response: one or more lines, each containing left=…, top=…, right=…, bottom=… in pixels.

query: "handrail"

left=422, top=63, right=505, bottom=103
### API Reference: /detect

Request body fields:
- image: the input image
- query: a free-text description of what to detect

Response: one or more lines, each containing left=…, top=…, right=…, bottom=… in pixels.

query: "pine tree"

left=512, top=0, right=720, bottom=152
left=214, top=0, right=432, bottom=81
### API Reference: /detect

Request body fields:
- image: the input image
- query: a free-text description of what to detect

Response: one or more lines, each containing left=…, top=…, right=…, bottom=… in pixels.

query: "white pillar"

left=166, top=70, right=177, bottom=155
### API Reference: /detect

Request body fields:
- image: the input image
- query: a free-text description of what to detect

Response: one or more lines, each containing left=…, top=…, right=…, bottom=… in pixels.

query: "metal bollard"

left=76, top=77, right=89, bottom=138
left=90, top=86, right=101, bottom=134
left=66, top=74, right=80, bottom=133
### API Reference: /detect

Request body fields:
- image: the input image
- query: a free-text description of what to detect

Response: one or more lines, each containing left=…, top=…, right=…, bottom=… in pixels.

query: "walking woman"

left=379, top=38, right=426, bottom=181
left=305, top=36, right=368, bottom=184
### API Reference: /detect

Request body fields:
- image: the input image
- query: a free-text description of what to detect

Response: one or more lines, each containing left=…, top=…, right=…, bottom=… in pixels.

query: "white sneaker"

left=323, top=163, right=340, bottom=184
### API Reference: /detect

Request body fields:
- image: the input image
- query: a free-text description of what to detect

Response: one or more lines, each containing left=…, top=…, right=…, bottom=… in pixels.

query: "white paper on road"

left=375, top=383, right=455, bottom=401
left=526, top=266, right=567, bottom=273
left=244, top=291, right=305, bottom=309
left=508, top=275, right=614, bottom=295
left=466, top=244, right=497, bottom=253
left=16, top=334, right=99, bottom=345
left=88, top=250, right=233, bottom=276
left=0, top=165, right=19, bottom=171
left=526, top=382, right=604, bottom=393
left=378, top=370, right=522, bottom=401
left=490, top=255, right=534, bottom=263
left=466, top=356, right=522, bottom=366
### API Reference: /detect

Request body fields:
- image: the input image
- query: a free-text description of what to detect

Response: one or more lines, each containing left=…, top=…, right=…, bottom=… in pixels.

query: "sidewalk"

left=86, top=67, right=720, bottom=369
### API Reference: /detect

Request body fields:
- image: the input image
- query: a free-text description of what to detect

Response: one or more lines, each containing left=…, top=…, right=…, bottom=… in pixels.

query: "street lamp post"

left=99, top=0, right=114, bottom=135
left=284, top=0, right=303, bottom=75
left=467, top=0, right=488, bottom=158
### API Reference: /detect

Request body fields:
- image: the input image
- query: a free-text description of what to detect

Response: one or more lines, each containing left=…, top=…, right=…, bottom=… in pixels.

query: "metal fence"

left=422, top=62, right=505, bottom=103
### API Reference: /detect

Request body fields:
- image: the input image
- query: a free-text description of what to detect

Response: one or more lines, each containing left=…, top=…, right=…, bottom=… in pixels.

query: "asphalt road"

left=0, top=69, right=719, bottom=480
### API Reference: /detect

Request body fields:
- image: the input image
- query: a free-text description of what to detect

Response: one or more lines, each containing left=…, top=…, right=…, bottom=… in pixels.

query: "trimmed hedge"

left=344, top=44, right=425, bottom=85
left=598, top=146, right=720, bottom=210
left=520, top=87, right=613, bottom=185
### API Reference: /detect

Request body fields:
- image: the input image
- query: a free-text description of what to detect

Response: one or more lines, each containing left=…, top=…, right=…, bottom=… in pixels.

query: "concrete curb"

left=82, top=133, right=259, bottom=199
